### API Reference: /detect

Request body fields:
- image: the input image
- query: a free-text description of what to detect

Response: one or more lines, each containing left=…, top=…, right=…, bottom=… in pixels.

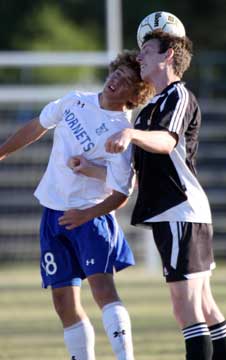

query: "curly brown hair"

left=109, top=50, right=154, bottom=109
left=143, top=30, right=193, bottom=78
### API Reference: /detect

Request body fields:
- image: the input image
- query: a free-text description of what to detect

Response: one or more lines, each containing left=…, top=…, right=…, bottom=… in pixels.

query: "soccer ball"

left=137, top=11, right=186, bottom=49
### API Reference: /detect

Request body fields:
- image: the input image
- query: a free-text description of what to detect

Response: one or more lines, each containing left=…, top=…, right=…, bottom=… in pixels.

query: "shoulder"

left=187, top=88, right=199, bottom=106
left=186, top=90, right=201, bottom=123
left=74, top=90, right=98, bottom=104
left=105, top=110, right=132, bottom=130
left=59, top=90, right=97, bottom=103
left=160, top=82, right=193, bottom=113
left=167, top=82, right=189, bottom=100
left=171, top=82, right=200, bottom=106
left=175, top=85, right=200, bottom=112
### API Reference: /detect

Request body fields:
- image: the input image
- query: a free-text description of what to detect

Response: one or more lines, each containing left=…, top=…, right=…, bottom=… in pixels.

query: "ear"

left=165, top=48, right=174, bottom=64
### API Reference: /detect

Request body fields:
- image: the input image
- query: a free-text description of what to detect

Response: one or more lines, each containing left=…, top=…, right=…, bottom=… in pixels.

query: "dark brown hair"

left=143, top=29, right=193, bottom=78
left=109, top=50, right=154, bottom=109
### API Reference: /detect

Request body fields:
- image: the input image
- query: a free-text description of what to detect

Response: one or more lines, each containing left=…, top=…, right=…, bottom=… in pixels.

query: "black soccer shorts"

left=151, top=222, right=215, bottom=282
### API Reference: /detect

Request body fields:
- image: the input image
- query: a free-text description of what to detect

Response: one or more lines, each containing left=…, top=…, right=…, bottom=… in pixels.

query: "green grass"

left=0, top=263, right=226, bottom=359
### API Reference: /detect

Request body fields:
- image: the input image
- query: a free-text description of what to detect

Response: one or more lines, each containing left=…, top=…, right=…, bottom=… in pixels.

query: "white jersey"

left=34, top=91, right=134, bottom=211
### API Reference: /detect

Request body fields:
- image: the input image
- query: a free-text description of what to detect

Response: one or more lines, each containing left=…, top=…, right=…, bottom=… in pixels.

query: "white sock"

left=64, top=318, right=95, bottom=360
left=102, top=301, right=134, bottom=360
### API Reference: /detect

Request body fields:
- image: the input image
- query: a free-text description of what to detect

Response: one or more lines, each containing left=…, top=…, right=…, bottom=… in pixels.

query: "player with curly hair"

left=0, top=50, right=153, bottom=360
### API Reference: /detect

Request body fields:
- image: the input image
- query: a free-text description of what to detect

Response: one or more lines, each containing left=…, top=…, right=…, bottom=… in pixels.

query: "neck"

left=98, top=93, right=125, bottom=111
left=150, top=72, right=180, bottom=94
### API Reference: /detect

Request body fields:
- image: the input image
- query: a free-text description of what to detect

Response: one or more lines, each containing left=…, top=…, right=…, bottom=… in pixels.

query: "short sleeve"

left=39, top=98, right=63, bottom=129
left=105, top=145, right=135, bottom=196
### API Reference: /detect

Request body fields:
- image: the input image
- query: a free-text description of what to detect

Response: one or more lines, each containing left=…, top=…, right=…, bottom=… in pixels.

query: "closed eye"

left=117, top=69, right=133, bottom=87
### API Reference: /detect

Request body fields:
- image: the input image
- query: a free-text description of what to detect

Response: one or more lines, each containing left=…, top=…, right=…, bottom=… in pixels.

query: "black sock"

left=183, top=323, right=213, bottom=360
left=209, top=320, right=226, bottom=360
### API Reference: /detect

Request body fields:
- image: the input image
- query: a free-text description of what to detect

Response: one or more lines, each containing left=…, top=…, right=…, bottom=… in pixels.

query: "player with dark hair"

left=104, top=31, right=226, bottom=360
left=0, top=50, right=152, bottom=360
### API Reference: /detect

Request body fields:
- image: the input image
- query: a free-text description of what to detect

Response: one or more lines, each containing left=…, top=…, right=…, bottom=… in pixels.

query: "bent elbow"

left=164, top=144, right=175, bottom=154
left=118, top=197, right=129, bottom=209
left=162, top=134, right=177, bottom=154
left=157, top=142, right=175, bottom=154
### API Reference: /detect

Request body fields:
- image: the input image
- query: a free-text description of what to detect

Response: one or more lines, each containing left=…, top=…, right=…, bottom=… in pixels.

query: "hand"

left=58, top=209, right=90, bottom=230
left=68, top=155, right=91, bottom=175
left=105, top=128, right=132, bottom=153
left=68, top=155, right=106, bottom=180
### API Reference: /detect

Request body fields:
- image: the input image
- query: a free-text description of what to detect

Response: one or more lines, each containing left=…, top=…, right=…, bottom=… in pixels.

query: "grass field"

left=0, top=263, right=226, bottom=360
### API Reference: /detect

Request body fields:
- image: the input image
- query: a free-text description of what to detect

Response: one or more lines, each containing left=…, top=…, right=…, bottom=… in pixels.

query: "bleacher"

left=0, top=102, right=225, bottom=262
left=198, top=104, right=226, bottom=255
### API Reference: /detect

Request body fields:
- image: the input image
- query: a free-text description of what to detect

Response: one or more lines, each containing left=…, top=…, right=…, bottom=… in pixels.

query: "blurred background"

left=0, top=1, right=226, bottom=359
left=0, top=0, right=225, bottom=267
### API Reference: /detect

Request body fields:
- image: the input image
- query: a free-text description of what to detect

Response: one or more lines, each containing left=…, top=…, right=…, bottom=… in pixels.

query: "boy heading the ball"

left=105, top=30, right=226, bottom=360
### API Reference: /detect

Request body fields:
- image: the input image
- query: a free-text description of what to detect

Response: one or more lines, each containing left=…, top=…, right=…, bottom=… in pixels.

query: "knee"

left=52, top=288, right=84, bottom=324
left=88, top=275, right=120, bottom=309
left=202, top=293, right=224, bottom=324
left=93, top=282, right=119, bottom=308
left=52, top=287, right=87, bottom=328
left=172, top=295, right=205, bottom=328
left=171, top=298, right=188, bottom=327
left=171, top=293, right=199, bottom=328
left=53, top=290, right=68, bottom=318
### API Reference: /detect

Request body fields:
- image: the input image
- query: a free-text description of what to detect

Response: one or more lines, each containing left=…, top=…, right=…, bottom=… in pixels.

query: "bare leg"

left=169, top=277, right=205, bottom=328
left=202, top=276, right=226, bottom=360
left=201, top=276, right=225, bottom=326
left=52, top=286, right=87, bottom=327
left=52, top=286, right=95, bottom=360
left=169, top=277, right=213, bottom=360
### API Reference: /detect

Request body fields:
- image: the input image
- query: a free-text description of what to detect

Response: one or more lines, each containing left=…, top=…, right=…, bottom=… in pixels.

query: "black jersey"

left=131, top=81, right=212, bottom=226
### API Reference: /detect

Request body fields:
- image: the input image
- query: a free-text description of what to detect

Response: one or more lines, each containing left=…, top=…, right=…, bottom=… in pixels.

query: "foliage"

left=122, top=0, right=226, bottom=50
left=0, top=0, right=226, bottom=85
left=1, top=0, right=226, bottom=52
left=0, top=2, right=103, bottom=84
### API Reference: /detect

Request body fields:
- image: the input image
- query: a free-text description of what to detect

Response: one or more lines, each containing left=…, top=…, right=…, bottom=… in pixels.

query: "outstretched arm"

left=68, top=155, right=106, bottom=181
left=0, top=117, right=48, bottom=161
left=58, top=190, right=128, bottom=230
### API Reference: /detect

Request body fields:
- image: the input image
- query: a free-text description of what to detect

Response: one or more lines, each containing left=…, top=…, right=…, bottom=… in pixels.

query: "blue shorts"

left=40, top=207, right=135, bottom=288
